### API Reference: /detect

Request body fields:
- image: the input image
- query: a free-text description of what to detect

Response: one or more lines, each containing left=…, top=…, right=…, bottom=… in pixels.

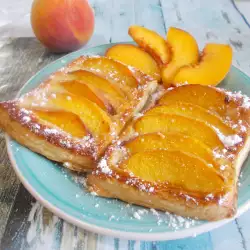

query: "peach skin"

left=31, top=0, right=95, bottom=53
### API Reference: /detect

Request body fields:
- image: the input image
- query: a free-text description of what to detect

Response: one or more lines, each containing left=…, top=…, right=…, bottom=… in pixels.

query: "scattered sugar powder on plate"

left=109, top=215, right=115, bottom=221
left=130, top=206, right=198, bottom=230
left=133, top=211, right=141, bottom=220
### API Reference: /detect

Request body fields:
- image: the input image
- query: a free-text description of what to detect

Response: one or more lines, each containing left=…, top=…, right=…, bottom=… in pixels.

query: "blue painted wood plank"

left=210, top=219, right=244, bottom=250
left=109, top=0, right=167, bottom=42
left=134, top=0, right=166, bottom=36
left=110, top=0, right=135, bottom=42
left=139, top=233, right=212, bottom=250
left=88, top=0, right=113, bottom=44
left=236, top=209, right=250, bottom=250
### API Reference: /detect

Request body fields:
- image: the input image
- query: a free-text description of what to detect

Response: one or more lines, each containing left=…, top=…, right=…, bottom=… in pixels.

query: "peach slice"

left=34, top=110, right=87, bottom=138
left=105, top=44, right=161, bottom=81
left=67, top=70, right=127, bottom=110
left=146, top=103, right=235, bottom=135
left=72, top=57, right=137, bottom=96
left=134, top=114, right=224, bottom=149
left=162, top=27, right=199, bottom=85
left=71, top=57, right=152, bottom=97
left=128, top=25, right=171, bottom=65
left=30, top=93, right=112, bottom=139
left=158, top=85, right=241, bottom=122
left=61, top=80, right=114, bottom=114
left=173, top=44, right=233, bottom=85
left=124, top=132, right=217, bottom=165
left=68, top=70, right=126, bottom=99
left=123, top=150, right=224, bottom=193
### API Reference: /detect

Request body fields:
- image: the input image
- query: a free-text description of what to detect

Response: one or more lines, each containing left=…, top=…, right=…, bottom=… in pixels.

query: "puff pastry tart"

left=87, top=84, right=250, bottom=220
left=0, top=56, right=157, bottom=171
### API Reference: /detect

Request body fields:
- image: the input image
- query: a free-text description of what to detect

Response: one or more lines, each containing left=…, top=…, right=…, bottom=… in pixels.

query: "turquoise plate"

left=6, top=43, right=250, bottom=241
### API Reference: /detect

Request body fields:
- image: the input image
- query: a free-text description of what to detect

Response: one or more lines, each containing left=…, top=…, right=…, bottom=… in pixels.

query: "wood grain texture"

left=0, top=0, right=250, bottom=249
left=0, top=38, right=62, bottom=247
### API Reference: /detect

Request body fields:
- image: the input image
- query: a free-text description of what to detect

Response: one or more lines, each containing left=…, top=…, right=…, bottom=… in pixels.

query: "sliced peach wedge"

left=65, top=70, right=127, bottom=111
left=173, top=43, right=233, bottom=85
left=70, top=57, right=137, bottom=95
left=33, top=110, right=88, bottom=138
left=29, top=93, right=113, bottom=140
left=67, top=70, right=127, bottom=99
left=134, top=114, right=224, bottom=149
left=128, top=25, right=171, bottom=65
left=105, top=44, right=161, bottom=81
left=68, top=57, right=154, bottom=97
left=61, top=80, right=115, bottom=114
left=124, top=132, right=217, bottom=166
left=162, top=27, right=199, bottom=86
left=158, top=85, right=243, bottom=124
left=122, top=150, right=225, bottom=193
left=146, top=103, right=235, bottom=135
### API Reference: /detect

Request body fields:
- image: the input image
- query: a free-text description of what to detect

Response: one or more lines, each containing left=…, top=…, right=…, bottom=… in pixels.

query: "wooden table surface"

left=0, top=0, right=250, bottom=249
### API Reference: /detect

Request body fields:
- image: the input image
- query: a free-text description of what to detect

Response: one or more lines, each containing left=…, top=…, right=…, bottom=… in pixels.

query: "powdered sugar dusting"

left=225, top=90, right=250, bottom=109
left=99, top=158, right=112, bottom=175
left=133, top=211, right=141, bottom=220
left=213, top=127, right=243, bottom=147
left=131, top=206, right=197, bottom=230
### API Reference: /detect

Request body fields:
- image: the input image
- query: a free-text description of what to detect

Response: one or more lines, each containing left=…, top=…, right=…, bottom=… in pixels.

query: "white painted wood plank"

left=74, top=227, right=88, bottom=250
left=96, top=234, right=115, bottom=250
left=86, top=231, right=98, bottom=250
left=60, top=223, right=76, bottom=250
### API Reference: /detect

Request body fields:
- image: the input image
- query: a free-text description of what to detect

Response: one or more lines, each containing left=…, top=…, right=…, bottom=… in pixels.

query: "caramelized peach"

left=173, top=44, right=232, bottom=85
left=34, top=110, right=87, bottom=138
left=134, top=114, right=224, bottom=149
left=31, top=93, right=112, bottom=140
left=67, top=70, right=127, bottom=109
left=71, top=57, right=138, bottom=97
left=128, top=25, right=171, bottom=65
left=105, top=44, right=160, bottom=81
left=125, top=132, right=216, bottom=165
left=61, top=80, right=114, bottom=114
left=159, top=85, right=241, bottom=122
left=123, top=150, right=224, bottom=193
left=31, top=0, right=94, bottom=52
left=162, top=27, right=199, bottom=85
left=146, top=103, right=235, bottom=135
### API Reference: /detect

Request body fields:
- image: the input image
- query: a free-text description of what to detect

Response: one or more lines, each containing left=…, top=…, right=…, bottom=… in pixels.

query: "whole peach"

left=31, top=0, right=95, bottom=53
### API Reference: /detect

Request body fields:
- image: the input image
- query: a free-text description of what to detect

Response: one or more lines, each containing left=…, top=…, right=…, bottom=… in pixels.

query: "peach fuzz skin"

left=31, top=0, right=95, bottom=53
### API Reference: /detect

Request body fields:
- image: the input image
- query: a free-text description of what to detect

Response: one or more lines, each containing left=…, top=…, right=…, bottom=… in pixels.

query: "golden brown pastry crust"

left=87, top=85, right=250, bottom=221
left=0, top=56, right=158, bottom=171
left=87, top=135, right=250, bottom=220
